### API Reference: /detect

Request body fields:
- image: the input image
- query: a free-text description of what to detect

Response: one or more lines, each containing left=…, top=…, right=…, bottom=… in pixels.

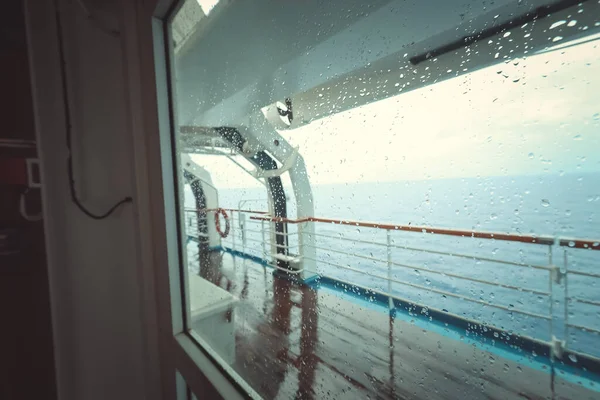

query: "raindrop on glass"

left=569, top=354, right=578, bottom=363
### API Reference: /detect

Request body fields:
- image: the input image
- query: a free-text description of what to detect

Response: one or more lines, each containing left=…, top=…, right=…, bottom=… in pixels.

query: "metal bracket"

left=253, top=147, right=299, bottom=179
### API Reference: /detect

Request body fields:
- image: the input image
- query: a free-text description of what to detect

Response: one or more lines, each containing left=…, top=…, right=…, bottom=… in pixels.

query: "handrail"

left=184, top=207, right=269, bottom=215
left=558, top=238, right=600, bottom=250
left=250, top=215, right=600, bottom=250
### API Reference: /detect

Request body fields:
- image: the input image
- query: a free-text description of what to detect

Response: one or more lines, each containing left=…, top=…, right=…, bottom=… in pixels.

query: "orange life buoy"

left=214, top=208, right=230, bottom=238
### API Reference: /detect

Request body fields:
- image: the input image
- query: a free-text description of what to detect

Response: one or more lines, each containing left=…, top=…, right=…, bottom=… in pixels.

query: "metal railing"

left=184, top=208, right=600, bottom=361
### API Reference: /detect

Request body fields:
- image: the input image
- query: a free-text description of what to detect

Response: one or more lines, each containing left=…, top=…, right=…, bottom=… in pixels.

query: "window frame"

left=144, top=0, right=600, bottom=398
left=148, top=1, right=257, bottom=398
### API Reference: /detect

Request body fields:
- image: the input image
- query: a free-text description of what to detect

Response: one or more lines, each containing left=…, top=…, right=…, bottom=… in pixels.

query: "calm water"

left=189, top=173, right=600, bottom=357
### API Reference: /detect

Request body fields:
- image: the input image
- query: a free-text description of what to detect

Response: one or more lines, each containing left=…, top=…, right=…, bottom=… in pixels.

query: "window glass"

left=168, top=1, right=600, bottom=398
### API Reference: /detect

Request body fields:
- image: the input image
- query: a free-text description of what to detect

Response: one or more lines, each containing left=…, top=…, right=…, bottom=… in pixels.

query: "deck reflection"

left=194, top=251, right=599, bottom=400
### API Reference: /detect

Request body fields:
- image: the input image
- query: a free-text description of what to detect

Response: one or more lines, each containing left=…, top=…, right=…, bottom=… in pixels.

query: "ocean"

left=186, top=172, right=600, bottom=358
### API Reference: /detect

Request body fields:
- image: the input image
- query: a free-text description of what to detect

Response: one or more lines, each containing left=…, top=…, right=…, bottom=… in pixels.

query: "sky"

left=192, top=35, right=600, bottom=189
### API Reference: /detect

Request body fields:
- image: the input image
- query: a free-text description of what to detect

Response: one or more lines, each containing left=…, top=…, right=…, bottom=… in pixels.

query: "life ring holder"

left=214, top=208, right=230, bottom=238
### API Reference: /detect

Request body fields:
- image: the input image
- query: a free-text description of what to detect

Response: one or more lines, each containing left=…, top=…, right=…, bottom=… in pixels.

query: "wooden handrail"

left=248, top=214, right=600, bottom=250
left=183, top=208, right=600, bottom=249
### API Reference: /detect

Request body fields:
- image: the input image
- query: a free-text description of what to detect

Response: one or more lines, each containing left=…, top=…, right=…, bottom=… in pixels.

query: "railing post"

left=301, top=220, right=317, bottom=280
left=563, top=248, right=569, bottom=348
left=298, top=222, right=304, bottom=265
left=241, top=212, right=247, bottom=253
left=548, top=244, right=554, bottom=344
left=261, top=220, right=267, bottom=261
left=231, top=211, right=236, bottom=251
left=549, top=239, right=566, bottom=361
left=387, top=230, right=393, bottom=309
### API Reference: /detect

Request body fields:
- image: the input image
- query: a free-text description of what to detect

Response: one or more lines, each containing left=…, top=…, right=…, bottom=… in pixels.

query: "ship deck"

left=191, top=250, right=599, bottom=400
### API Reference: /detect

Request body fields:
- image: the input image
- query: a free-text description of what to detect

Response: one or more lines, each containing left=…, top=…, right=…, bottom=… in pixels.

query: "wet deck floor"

left=193, top=251, right=599, bottom=399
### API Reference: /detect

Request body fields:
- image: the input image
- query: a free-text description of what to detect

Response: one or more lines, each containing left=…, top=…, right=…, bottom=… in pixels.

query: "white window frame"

left=147, top=1, right=257, bottom=398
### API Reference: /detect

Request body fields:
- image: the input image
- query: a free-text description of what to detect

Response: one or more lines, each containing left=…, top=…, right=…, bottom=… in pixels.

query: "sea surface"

left=186, top=173, right=600, bottom=358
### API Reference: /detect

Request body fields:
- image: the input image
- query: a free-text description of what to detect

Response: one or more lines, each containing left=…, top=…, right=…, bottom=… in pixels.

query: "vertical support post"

left=547, top=243, right=557, bottom=397
left=563, top=249, right=569, bottom=347
left=548, top=239, right=566, bottom=376
left=231, top=211, right=236, bottom=251
left=241, top=212, right=247, bottom=253
left=261, top=220, right=267, bottom=261
left=548, top=244, right=554, bottom=342
left=387, top=230, right=393, bottom=309
left=298, top=222, right=304, bottom=270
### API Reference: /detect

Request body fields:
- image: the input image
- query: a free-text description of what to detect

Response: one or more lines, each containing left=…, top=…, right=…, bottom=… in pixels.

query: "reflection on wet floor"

left=192, top=251, right=599, bottom=400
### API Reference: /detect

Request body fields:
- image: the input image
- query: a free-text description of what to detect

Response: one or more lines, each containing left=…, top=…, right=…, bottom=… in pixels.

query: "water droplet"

left=593, top=113, right=600, bottom=121
left=568, top=354, right=578, bottom=363
left=490, top=214, right=498, bottom=220
left=573, top=134, right=582, bottom=140
left=565, top=210, right=572, bottom=216
left=528, top=152, right=534, bottom=159
left=550, top=20, right=566, bottom=30
left=567, top=20, right=577, bottom=27
left=503, top=32, right=511, bottom=38
left=552, top=36, right=564, bottom=42
left=541, top=199, right=550, bottom=207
